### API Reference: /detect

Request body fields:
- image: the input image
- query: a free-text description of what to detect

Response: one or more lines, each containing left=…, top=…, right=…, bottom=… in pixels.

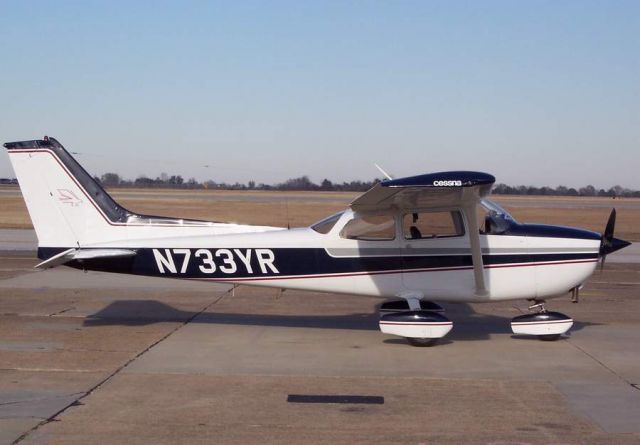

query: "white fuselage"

left=82, top=208, right=600, bottom=303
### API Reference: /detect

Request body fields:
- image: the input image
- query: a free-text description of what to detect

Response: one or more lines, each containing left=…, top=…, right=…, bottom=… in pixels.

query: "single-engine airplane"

left=4, top=137, right=631, bottom=346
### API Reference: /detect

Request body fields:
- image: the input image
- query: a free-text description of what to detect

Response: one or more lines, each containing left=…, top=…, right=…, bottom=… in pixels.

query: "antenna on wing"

left=374, top=163, right=393, bottom=180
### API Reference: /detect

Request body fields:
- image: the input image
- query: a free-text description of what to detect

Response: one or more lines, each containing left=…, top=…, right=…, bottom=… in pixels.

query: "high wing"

left=351, top=171, right=495, bottom=212
left=351, top=171, right=496, bottom=295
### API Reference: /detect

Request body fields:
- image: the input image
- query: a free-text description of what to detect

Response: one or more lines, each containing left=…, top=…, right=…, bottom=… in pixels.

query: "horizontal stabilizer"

left=35, top=248, right=137, bottom=269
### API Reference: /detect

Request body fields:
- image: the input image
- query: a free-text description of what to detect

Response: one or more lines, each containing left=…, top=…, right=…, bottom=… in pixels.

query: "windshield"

left=481, top=199, right=516, bottom=221
left=479, top=199, right=517, bottom=234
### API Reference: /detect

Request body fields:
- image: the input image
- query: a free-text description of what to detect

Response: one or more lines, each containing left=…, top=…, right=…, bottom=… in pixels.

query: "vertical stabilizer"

left=4, top=137, right=129, bottom=248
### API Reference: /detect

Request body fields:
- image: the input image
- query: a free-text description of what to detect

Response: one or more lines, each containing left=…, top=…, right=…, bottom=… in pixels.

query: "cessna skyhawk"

left=4, top=137, right=631, bottom=346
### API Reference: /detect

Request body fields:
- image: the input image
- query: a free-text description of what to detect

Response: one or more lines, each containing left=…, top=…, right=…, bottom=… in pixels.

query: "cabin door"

left=401, top=210, right=475, bottom=300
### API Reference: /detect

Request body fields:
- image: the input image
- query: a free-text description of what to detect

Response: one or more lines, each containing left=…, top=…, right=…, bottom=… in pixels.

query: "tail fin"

left=4, top=137, right=131, bottom=248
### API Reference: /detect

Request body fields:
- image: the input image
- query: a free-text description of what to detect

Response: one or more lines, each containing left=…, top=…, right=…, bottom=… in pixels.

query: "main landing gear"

left=378, top=300, right=452, bottom=347
left=379, top=298, right=575, bottom=346
left=510, top=300, right=573, bottom=341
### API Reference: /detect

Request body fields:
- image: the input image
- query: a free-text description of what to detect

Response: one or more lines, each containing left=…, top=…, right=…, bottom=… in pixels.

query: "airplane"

left=4, top=136, right=632, bottom=346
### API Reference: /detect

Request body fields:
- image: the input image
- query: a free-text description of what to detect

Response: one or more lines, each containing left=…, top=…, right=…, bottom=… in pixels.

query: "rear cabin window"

left=311, top=212, right=343, bottom=234
left=340, top=214, right=396, bottom=241
left=403, top=211, right=465, bottom=239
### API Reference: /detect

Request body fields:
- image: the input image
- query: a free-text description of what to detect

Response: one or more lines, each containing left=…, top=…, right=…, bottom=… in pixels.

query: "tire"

left=407, top=337, right=438, bottom=347
left=538, top=334, right=561, bottom=342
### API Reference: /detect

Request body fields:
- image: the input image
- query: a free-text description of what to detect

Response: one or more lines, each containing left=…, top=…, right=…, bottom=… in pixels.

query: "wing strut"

left=464, top=203, right=487, bottom=296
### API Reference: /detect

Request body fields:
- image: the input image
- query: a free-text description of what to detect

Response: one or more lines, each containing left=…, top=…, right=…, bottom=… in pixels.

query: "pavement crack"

left=566, top=338, right=633, bottom=387
left=11, top=290, right=230, bottom=445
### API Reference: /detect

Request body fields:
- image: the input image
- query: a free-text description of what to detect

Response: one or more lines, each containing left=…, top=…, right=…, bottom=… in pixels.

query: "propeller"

left=599, top=209, right=631, bottom=271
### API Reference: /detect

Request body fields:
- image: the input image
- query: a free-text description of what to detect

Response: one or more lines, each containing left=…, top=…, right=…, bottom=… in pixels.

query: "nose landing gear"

left=510, top=299, right=573, bottom=341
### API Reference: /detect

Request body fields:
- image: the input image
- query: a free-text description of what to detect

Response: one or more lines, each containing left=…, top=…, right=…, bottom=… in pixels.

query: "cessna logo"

left=432, top=180, right=462, bottom=187
left=57, top=189, right=82, bottom=206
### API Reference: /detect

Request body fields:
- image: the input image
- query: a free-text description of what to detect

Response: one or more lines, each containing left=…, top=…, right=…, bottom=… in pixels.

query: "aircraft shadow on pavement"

left=82, top=299, right=599, bottom=341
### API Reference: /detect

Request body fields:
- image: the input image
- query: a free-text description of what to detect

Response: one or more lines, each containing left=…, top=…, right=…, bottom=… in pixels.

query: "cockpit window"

left=340, top=214, right=396, bottom=241
left=311, top=212, right=344, bottom=234
left=479, top=199, right=517, bottom=234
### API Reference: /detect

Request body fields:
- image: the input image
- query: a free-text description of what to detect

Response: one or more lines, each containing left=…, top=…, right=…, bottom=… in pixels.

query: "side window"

left=403, top=211, right=465, bottom=239
left=340, top=214, right=396, bottom=241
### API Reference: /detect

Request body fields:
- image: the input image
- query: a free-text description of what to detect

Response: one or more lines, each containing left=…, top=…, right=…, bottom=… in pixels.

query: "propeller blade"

left=600, top=209, right=616, bottom=256
left=604, top=208, right=616, bottom=241
left=599, top=209, right=616, bottom=271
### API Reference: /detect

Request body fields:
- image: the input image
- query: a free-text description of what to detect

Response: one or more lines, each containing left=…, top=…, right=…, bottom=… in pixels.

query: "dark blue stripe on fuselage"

left=37, top=247, right=598, bottom=280
left=505, top=224, right=601, bottom=240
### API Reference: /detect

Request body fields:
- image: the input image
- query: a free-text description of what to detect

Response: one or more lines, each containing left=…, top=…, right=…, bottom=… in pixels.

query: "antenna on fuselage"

left=374, top=164, right=393, bottom=180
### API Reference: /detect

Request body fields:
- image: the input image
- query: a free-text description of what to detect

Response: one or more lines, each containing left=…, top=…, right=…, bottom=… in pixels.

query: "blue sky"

left=1, top=0, right=638, bottom=188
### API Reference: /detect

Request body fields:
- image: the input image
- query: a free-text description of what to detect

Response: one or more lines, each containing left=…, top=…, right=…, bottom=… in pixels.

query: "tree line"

left=92, top=172, right=640, bottom=197
left=2, top=173, right=638, bottom=197
left=95, top=172, right=380, bottom=192
left=492, top=183, right=640, bottom=198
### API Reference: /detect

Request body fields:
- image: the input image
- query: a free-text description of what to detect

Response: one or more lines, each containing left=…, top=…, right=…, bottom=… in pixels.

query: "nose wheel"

left=406, top=337, right=440, bottom=347
left=510, top=300, right=573, bottom=341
